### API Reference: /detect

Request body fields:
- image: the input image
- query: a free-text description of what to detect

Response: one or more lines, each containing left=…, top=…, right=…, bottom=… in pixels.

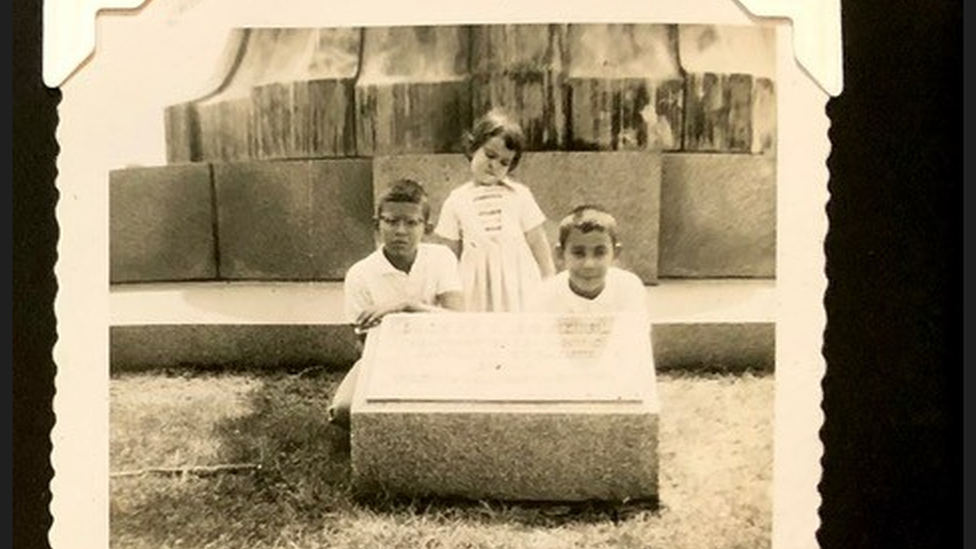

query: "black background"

left=12, top=0, right=965, bottom=547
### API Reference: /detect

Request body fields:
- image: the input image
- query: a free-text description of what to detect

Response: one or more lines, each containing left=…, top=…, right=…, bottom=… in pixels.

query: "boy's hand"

left=355, top=301, right=409, bottom=331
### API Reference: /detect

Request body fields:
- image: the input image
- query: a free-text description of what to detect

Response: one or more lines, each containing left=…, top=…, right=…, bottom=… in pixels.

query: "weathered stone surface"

left=251, top=28, right=361, bottom=159
left=214, top=159, right=374, bottom=280
left=678, top=25, right=777, bottom=153
left=373, top=152, right=661, bottom=283
left=567, top=78, right=683, bottom=151
left=653, top=322, right=775, bottom=374
left=726, top=74, right=755, bottom=151
left=214, top=161, right=314, bottom=279
left=565, top=24, right=683, bottom=151
left=109, top=164, right=217, bottom=282
left=353, top=410, right=658, bottom=501
left=470, top=24, right=567, bottom=150
left=165, top=24, right=780, bottom=160
left=163, top=28, right=250, bottom=163
left=309, top=159, right=377, bottom=280
left=351, top=313, right=659, bottom=502
left=659, top=153, right=776, bottom=277
left=294, top=79, right=358, bottom=157
left=751, top=77, right=777, bottom=154
left=683, top=73, right=768, bottom=153
left=197, top=97, right=253, bottom=161
left=682, top=73, right=728, bottom=152
left=164, top=102, right=201, bottom=163
left=356, top=82, right=471, bottom=155
left=251, top=82, right=296, bottom=159
left=194, top=28, right=284, bottom=161
left=110, top=324, right=360, bottom=373
left=356, top=26, right=472, bottom=155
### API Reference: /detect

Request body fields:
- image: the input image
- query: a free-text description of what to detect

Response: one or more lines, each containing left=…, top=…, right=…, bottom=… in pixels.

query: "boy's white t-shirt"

left=527, top=267, right=649, bottom=321
left=343, top=242, right=463, bottom=322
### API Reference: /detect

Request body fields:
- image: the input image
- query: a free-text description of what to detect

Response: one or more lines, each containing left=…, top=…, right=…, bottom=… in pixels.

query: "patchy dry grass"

left=110, top=370, right=773, bottom=549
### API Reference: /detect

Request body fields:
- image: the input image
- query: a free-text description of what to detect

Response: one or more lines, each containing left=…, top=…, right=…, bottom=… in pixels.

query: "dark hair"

left=557, top=205, right=619, bottom=248
left=463, top=108, right=526, bottom=172
left=376, top=178, right=430, bottom=221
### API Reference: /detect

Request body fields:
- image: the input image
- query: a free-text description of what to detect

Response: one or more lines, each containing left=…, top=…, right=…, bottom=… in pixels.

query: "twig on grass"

left=110, top=463, right=262, bottom=478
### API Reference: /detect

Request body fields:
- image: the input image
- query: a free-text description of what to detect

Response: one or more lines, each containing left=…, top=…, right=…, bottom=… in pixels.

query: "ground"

left=110, top=369, right=773, bottom=549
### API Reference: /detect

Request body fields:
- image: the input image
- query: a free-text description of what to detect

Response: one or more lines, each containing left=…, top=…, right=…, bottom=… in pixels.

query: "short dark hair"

left=557, top=205, right=619, bottom=248
left=376, top=178, right=430, bottom=221
left=462, top=108, right=526, bottom=172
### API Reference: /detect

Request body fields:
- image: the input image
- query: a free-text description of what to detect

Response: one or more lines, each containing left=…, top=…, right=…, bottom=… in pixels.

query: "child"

left=328, top=179, right=464, bottom=429
left=433, top=109, right=556, bottom=312
left=527, top=205, right=648, bottom=321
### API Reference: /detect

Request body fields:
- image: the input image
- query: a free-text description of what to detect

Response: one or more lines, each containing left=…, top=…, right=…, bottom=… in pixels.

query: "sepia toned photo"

left=51, top=1, right=831, bottom=548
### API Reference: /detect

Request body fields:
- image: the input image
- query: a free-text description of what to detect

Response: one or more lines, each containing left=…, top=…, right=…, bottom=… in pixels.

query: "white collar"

left=372, top=244, right=423, bottom=275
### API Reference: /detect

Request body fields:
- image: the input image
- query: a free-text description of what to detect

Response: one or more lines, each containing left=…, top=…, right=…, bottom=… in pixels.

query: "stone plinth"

left=110, top=324, right=360, bottom=373
left=350, top=313, right=660, bottom=502
left=659, top=153, right=776, bottom=277
left=214, top=159, right=375, bottom=280
left=109, top=164, right=217, bottom=283
left=652, top=322, right=775, bottom=374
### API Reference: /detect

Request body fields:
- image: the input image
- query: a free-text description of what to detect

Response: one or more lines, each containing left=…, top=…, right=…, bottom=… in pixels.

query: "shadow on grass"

left=111, top=368, right=662, bottom=548
left=111, top=368, right=354, bottom=546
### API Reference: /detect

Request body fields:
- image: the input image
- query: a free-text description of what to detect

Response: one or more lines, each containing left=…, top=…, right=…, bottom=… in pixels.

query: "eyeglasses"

left=378, top=216, right=425, bottom=229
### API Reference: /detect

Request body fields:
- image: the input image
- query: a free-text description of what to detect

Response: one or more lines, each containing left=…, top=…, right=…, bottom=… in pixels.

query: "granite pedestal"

left=350, top=313, right=660, bottom=502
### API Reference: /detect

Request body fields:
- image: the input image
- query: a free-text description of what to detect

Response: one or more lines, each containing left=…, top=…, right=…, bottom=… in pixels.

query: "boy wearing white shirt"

left=528, top=205, right=648, bottom=323
left=328, top=179, right=464, bottom=429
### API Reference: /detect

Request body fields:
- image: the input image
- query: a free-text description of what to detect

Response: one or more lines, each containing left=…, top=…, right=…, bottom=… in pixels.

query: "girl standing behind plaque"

left=432, top=109, right=556, bottom=312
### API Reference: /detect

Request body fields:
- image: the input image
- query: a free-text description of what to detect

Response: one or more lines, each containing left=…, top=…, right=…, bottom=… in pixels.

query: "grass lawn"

left=110, top=369, right=773, bottom=549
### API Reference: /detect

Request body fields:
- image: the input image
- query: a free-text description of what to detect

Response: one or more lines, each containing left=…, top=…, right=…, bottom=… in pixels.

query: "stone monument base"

left=351, top=401, right=659, bottom=502
left=349, top=313, right=660, bottom=502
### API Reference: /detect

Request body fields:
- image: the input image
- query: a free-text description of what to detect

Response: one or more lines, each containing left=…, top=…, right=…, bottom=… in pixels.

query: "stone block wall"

left=212, top=159, right=375, bottom=280
left=109, top=152, right=774, bottom=283
left=109, top=322, right=774, bottom=374
left=659, top=154, right=776, bottom=277
left=109, top=164, right=217, bottom=282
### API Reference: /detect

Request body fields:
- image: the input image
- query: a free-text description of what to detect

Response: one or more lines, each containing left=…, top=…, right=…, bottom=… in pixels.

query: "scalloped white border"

left=737, top=0, right=843, bottom=95
left=49, top=1, right=830, bottom=548
left=44, top=0, right=843, bottom=95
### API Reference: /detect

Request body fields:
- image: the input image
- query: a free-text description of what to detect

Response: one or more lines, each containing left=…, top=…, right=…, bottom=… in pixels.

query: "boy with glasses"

left=328, top=179, right=464, bottom=429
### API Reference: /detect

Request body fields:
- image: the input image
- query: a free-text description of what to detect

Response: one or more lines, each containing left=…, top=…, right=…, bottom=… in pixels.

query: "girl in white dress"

left=434, top=109, right=556, bottom=312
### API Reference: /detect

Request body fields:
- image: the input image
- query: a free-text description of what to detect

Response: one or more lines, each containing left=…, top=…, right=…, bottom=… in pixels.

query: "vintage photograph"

left=51, top=1, right=829, bottom=548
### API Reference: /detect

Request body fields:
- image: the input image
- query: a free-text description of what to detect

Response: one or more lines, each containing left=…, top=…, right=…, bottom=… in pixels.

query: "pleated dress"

left=434, top=178, right=547, bottom=312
